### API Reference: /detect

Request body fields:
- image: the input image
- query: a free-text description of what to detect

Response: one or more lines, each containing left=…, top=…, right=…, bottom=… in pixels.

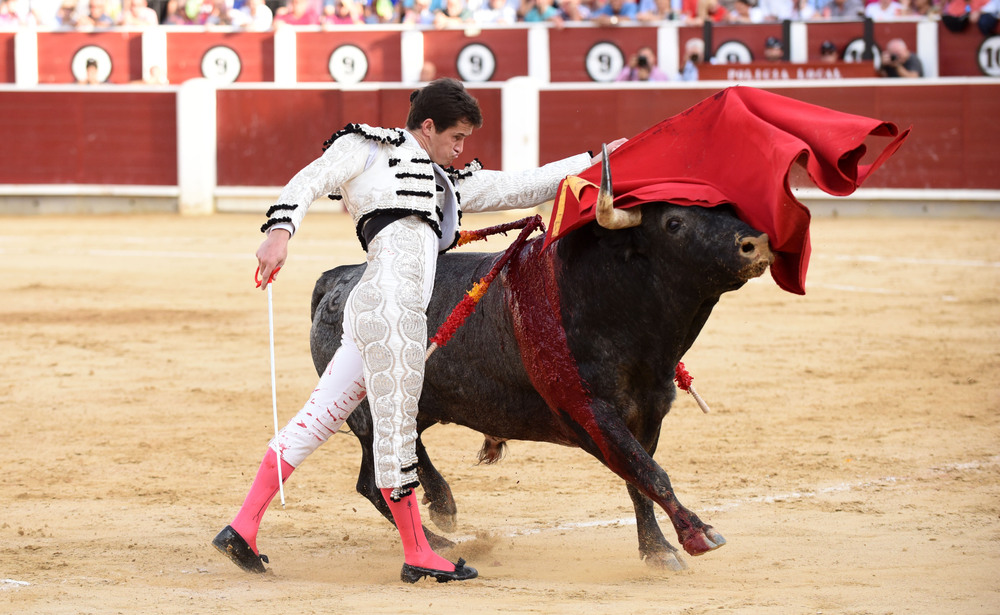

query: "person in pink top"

left=274, top=0, right=321, bottom=25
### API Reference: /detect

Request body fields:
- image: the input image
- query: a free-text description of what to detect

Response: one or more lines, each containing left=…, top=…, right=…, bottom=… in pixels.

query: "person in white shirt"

left=864, top=0, right=902, bottom=20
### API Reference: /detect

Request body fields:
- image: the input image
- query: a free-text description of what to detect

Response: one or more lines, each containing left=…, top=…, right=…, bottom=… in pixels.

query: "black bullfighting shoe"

left=212, top=525, right=269, bottom=574
left=400, top=558, right=478, bottom=583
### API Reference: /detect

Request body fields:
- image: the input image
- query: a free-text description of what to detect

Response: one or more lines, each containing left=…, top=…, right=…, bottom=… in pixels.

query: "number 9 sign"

left=585, top=42, right=624, bottom=82
left=201, top=46, right=242, bottom=84
left=329, top=44, right=369, bottom=84
left=456, top=43, right=496, bottom=83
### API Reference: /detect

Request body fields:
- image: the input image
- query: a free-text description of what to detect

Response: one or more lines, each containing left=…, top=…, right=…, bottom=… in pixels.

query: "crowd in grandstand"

left=0, top=0, right=997, bottom=32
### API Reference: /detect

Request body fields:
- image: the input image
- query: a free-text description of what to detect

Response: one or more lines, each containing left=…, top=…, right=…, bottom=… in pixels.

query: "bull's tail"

left=476, top=435, right=508, bottom=465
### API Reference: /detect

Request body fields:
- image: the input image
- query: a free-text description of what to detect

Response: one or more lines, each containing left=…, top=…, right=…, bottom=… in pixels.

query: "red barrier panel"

left=295, top=29, right=403, bottom=83
left=37, top=31, right=143, bottom=84
left=938, top=22, right=996, bottom=76
left=0, top=90, right=176, bottom=184
left=166, top=31, right=274, bottom=84
left=215, top=86, right=502, bottom=187
left=549, top=25, right=660, bottom=82
left=1, top=33, right=14, bottom=84
left=422, top=28, right=529, bottom=83
left=539, top=84, right=1000, bottom=190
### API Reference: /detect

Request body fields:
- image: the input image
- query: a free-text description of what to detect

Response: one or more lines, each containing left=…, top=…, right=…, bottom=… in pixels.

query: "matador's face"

left=421, top=119, right=475, bottom=167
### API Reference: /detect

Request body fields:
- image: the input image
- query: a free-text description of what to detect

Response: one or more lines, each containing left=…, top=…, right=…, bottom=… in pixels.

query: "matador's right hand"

left=255, top=228, right=290, bottom=290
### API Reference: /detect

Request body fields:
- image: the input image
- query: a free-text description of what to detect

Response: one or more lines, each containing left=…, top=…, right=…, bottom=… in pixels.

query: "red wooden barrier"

left=422, top=28, right=530, bottom=83
left=36, top=31, right=143, bottom=84
left=549, top=25, right=660, bottom=82
left=1, top=33, right=14, bottom=84
left=295, top=29, right=403, bottom=83
left=215, top=86, right=502, bottom=187
left=165, top=31, right=274, bottom=84
left=0, top=90, right=176, bottom=184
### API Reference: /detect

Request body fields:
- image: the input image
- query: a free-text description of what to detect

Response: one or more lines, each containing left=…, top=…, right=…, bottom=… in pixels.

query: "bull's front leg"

left=626, top=482, right=687, bottom=570
left=565, top=401, right=726, bottom=557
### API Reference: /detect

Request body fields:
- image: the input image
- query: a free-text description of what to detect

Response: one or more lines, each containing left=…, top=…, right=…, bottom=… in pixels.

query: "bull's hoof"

left=644, top=550, right=688, bottom=571
left=422, top=493, right=458, bottom=533
left=681, top=527, right=726, bottom=556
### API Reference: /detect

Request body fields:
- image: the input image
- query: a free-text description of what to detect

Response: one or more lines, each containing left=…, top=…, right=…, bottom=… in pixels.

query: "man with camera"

left=879, top=38, right=924, bottom=78
left=617, top=46, right=671, bottom=81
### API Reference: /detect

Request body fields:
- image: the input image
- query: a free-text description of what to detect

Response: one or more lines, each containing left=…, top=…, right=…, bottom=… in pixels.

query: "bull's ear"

left=595, top=143, right=642, bottom=230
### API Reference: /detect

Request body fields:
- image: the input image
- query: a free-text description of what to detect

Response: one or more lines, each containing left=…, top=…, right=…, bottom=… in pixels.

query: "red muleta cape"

left=544, top=87, right=910, bottom=295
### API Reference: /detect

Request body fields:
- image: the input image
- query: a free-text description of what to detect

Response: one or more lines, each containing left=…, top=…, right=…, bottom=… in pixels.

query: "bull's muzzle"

left=739, top=233, right=774, bottom=279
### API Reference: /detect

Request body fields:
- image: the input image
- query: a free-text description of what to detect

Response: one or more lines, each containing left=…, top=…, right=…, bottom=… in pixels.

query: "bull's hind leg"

left=348, top=411, right=455, bottom=550
left=626, top=483, right=686, bottom=571
left=416, top=425, right=458, bottom=533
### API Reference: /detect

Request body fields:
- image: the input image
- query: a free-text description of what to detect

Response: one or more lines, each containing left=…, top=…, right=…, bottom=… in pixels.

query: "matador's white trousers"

left=270, top=217, right=438, bottom=497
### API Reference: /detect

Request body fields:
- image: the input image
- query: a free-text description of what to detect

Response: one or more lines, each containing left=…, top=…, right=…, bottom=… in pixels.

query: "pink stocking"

left=229, top=448, right=295, bottom=555
left=380, top=488, right=454, bottom=571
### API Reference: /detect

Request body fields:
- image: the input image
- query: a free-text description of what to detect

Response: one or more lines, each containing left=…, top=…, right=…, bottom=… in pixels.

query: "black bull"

left=308, top=203, right=774, bottom=570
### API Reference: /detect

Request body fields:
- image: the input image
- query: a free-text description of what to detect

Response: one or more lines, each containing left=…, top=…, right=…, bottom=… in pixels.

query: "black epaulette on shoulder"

left=322, top=124, right=406, bottom=151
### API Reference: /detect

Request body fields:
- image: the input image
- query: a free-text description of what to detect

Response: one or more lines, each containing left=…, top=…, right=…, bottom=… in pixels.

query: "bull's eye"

left=666, top=218, right=682, bottom=232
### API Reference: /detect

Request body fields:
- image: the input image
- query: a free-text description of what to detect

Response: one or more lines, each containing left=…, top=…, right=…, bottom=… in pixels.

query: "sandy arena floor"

left=1, top=211, right=998, bottom=614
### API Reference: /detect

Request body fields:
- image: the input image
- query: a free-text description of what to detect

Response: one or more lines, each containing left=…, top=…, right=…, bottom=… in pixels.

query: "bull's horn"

left=595, top=143, right=642, bottom=230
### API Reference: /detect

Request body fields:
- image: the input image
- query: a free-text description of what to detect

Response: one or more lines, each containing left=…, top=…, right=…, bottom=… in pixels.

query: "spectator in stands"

left=941, top=0, right=997, bottom=33
left=673, top=0, right=700, bottom=22
left=76, top=0, right=116, bottom=28
left=205, top=0, right=237, bottom=24
left=1, top=0, right=40, bottom=24
left=78, top=58, right=102, bottom=84
left=792, top=0, right=818, bottom=18
left=163, top=0, right=193, bottom=23
left=693, top=0, right=728, bottom=24
left=818, top=39, right=839, bottom=62
left=905, top=0, right=939, bottom=16
left=274, top=0, right=321, bottom=25
left=523, top=0, right=563, bottom=20
left=680, top=37, right=704, bottom=80
left=822, top=0, right=862, bottom=16
left=122, top=0, right=160, bottom=24
left=557, top=0, right=594, bottom=20
left=434, top=0, right=472, bottom=26
left=322, top=0, right=364, bottom=23
left=762, top=35, right=785, bottom=61
left=592, top=0, right=638, bottom=24
left=473, top=0, right=517, bottom=22
left=635, top=0, right=674, bottom=21
left=727, top=0, right=764, bottom=22
left=757, top=0, right=793, bottom=20
left=617, top=45, right=670, bottom=80
left=402, top=0, right=436, bottom=23
left=878, top=38, right=923, bottom=77
left=143, top=65, right=169, bottom=83
left=420, top=60, right=437, bottom=80
left=54, top=0, right=78, bottom=26
left=864, top=0, right=903, bottom=19
left=231, top=0, right=273, bottom=28
left=979, top=0, right=999, bottom=34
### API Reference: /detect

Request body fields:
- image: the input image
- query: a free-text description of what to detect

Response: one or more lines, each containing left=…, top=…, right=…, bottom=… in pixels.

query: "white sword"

left=267, top=281, right=286, bottom=507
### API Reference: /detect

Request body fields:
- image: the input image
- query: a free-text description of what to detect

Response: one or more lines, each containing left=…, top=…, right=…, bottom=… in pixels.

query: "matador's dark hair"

left=405, top=78, right=483, bottom=133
